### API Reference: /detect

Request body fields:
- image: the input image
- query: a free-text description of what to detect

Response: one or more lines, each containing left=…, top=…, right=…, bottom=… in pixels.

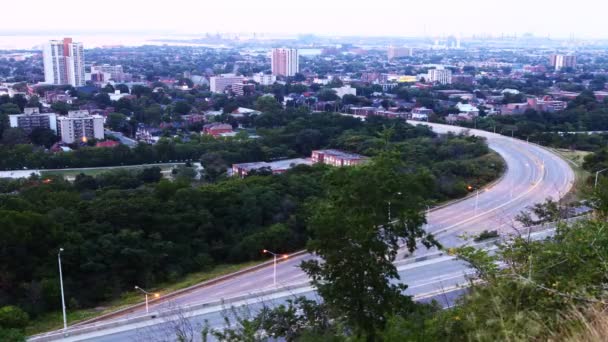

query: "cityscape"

left=1, top=1, right=608, bottom=341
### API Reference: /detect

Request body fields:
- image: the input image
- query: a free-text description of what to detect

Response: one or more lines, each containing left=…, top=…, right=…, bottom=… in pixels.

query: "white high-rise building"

left=57, top=110, right=104, bottom=144
left=43, top=38, right=85, bottom=87
left=271, top=48, right=299, bottom=77
left=427, top=67, right=452, bottom=85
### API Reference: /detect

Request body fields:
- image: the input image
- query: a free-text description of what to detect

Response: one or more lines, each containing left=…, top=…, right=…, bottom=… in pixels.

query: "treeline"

left=0, top=165, right=325, bottom=319
left=456, top=96, right=608, bottom=152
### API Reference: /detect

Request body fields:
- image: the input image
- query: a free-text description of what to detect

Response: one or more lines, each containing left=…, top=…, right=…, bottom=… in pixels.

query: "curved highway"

left=30, top=123, right=575, bottom=342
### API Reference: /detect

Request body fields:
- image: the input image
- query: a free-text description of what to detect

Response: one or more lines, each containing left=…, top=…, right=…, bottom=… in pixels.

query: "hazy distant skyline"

left=2, top=0, right=607, bottom=39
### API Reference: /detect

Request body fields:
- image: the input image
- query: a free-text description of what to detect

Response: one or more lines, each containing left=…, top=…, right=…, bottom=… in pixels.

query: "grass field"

left=26, top=260, right=263, bottom=336
left=550, top=148, right=592, bottom=201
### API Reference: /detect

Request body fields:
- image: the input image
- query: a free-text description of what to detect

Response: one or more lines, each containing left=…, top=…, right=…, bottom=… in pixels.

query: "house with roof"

left=202, top=123, right=233, bottom=137
left=456, top=102, right=480, bottom=116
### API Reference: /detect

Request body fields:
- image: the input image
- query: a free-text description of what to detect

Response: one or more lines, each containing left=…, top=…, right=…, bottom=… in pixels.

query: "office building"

left=271, top=48, right=299, bottom=76
left=252, top=73, right=277, bottom=85
left=9, top=108, right=58, bottom=134
left=209, top=74, right=245, bottom=93
left=387, top=46, right=413, bottom=60
left=427, top=67, right=452, bottom=85
left=43, top=38, right=85, bottom=87
left=57, top=110, right=104, bottom=143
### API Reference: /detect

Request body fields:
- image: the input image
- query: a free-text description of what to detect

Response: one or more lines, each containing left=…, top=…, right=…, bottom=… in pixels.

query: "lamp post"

left=134, top=286, right=159, bottom=314
left=594, top=168, right=608, bottom=189
left=58, top=248, right=67, bottom=332
left=262, top=250, right=288, bottom=286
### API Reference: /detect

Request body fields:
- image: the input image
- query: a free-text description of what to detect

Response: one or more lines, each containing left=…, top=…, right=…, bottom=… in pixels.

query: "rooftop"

left=314, top=149, right=367, bottom=160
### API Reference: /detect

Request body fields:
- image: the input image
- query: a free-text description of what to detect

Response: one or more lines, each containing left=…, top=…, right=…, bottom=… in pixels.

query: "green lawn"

left=550, top=148, right=592, bottom=201
left=27, top=260, right=263, bottom=336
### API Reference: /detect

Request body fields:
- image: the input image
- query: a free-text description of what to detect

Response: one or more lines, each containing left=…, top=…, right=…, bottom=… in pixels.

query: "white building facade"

left=210, top=74, right=245, bottom=93
left=252, top=73, right=277, bottom=85
left=57, top=110, right=104, bottom=143
left=427, top=67, right=452, bottom=85
left=43, top=38, right=85, bottom=87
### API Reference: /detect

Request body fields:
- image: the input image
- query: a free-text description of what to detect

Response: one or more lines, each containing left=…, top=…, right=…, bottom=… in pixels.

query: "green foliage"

left=0, top=306, right=29, bottom=329
left=106, top=112, right=129, bottom=132
left=301, top=153, right=439, bottom=338
left=473, top=230, right=499, bottom=242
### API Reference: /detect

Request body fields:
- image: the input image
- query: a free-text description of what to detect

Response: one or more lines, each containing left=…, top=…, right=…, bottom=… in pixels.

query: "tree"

left=255, top=96, right=281, bottom=113
left=29, top=127, right=58, bottom=148
left=106, top=113, right=129, bottom=132
left=1, top=128, right=28, bottom=145
left=51, top=101, right=71, bottom=115
left=316, top=89, right=338, bottom=102
left=172, top=100, right=191, bottom=115
left=115, top=84, right=130, bottom=94
left=200, top=152, right=228, bottom=182
left=301, top=153, right=439, bottom=338
left=0, top=103, right=21, bottom=115
left=102, top=84, right=115, bottom=93
left=0, top=306, right=29, bottom=330
left=139, top=166, right=162, bottom=183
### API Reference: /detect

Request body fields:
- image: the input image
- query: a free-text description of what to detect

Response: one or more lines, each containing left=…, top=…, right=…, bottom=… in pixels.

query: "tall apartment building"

left=9, top=108, right=58, bottom=134
left=252, top=73, right=277, bottom=85
left=43, top=38, right=85, bottom=87
left=387, top=46, right=413, bottom=60
left=427, top=67, right=452, bottom=85
left=209, top=74, right=245, bottom=93
left=57, top=110, right=104, bottom=143
left=271, top=48, right=299, bottom=77
left=551, top=54, right=577, bottom=71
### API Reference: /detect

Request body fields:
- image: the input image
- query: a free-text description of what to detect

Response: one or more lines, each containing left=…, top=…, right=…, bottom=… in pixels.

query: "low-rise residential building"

left=456, top=102, right=480, bottom=116
left=311, top=149, right=367, bottom=167
left=9, top=108, right=58, bottom=134
left=332, top=85, right=357, bottom=98
left=232, top=158, right=312, bottom=178
left=57, top=110, right=104, bottom=143
left=411, top=107, right=433, bottom=121
left=202, top=123, right=233, bottom=137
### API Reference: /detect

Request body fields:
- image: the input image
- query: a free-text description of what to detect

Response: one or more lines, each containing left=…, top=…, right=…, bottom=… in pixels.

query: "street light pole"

left=595, top=168, right=608, bottom=189
left=263, top=249, right=287, bottom=286
left=475, top=190, right=479, bottom=215
left=58, top=248, right=67, bottom=332
left=134, top=286, right=159, bottom=314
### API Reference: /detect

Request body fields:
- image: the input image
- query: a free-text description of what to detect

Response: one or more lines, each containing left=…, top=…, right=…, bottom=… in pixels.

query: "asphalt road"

left=30, top=123, right=575, bottom=342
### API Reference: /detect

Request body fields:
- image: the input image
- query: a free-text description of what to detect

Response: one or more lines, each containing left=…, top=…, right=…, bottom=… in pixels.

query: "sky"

left=1, top=0, right=607, bottom=39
